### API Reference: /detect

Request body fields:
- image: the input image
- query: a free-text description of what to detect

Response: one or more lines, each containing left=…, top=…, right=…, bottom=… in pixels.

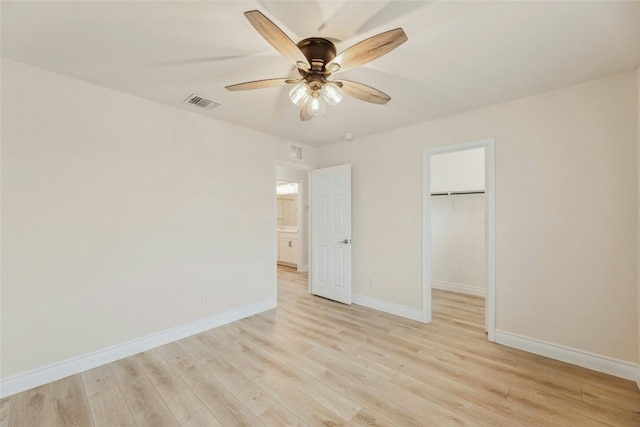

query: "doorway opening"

left=422, top=139, right=495, bottom=341
left=275, top=163, right=310, bottom=274
left=276, top=181, right=302, bottom=269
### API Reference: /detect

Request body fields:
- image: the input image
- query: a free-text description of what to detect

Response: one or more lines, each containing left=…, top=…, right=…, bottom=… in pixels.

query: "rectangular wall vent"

left=289, top=144, right=303, bottom=160
left=184, top=94, right=220, bottom=110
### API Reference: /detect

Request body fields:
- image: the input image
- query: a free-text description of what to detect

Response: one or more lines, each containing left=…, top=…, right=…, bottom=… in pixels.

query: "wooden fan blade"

left=225, top=78, right=292, bottom=91
left=327, top=28, right=407, bottom=74
left=338, top=80, right=391, bottom=105
left=244, top=10, right=310, bottom=69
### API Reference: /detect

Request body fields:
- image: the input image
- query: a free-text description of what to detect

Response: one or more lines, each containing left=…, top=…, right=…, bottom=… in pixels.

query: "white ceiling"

left=2, top=1, right=639, bottom=147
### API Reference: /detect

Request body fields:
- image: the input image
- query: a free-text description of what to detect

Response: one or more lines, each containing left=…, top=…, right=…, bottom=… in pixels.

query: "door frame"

left=422, top=138, right=496, bottom=341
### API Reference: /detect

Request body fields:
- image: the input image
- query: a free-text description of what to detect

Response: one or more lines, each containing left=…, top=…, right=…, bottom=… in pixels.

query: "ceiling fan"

left=225, top=10, right=408, bottom=121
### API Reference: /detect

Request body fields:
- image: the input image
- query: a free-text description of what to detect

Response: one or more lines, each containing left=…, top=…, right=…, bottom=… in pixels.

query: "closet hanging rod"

left=430, top=190, right=485, bottom=196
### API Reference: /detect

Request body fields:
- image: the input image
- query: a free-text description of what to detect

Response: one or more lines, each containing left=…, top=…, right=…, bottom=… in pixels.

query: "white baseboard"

left=495, top=329, right=639, bottom=381
left=432, top=280, right=485, bottom=297
left=0, top=298, right=276, bottom=398
left=352, top=294, right=423, bottom=322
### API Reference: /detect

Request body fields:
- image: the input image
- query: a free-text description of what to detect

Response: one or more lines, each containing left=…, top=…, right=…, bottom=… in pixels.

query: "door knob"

left=338, top=239, right=351, bottom=244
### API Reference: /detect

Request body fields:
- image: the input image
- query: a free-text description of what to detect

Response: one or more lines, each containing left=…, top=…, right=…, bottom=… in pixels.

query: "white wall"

left=0, top=59, right=317, bottom=380
left=430, top=148, right=485, bottom=193
left=431, top=194, right=486, bottom=295
left=319, top=71, right=638, bottom=364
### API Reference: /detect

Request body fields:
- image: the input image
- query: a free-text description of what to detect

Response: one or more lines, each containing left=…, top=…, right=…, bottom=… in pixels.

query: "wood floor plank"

left=232, top=336, right=362, bottom=421
left=391, top=371, right=524, bottom=427
left=399, top=362, right=558, bottom=427
left=319, top=367, right=460, bottom=427
left=86, top=387, right=136, bottom=427
left=49, top=375, right=93, bottom=426
left=136, top=350, right=205, bottom=422
left=177, top=335, right=276, bottom=417
left=222, top=319, right=330, bottom=380
left=334, top=329, right=420, bottom=372
left=416, top=343, right=583, bottom=403
left=254, top=371, right=348, bottom=427
left=398, top=346, right=565, bottom=427
left=504, top=388, right=611, bottom=426
left=314, top=351, right=480, bottom=427
left=509, top=375, right=640, bottom=426
left=7, top=385, right=51, bottom=427
left=227, top=320, right=312, bottom=358
left=264, top=314, right=399, bottom=381
left=81, top=365, right=118, bottom=398
left=348, top=407, right=397, bottom=427
left=196, top=331, right=273, bottom=380
left=0, top=397, right=11, bottom=427
left=179, top=407, right=224, bottom=427
left=258, top=403, right=309, bottom=427
left=109, top=357, right=180, bottom=427
left=516, top=354, right=640, bottom=405
left=159, top=342, right=265, bottom=427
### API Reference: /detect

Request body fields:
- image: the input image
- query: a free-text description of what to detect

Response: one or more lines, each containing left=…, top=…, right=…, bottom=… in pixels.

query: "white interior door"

left=311, top=165, right=352, bottom=304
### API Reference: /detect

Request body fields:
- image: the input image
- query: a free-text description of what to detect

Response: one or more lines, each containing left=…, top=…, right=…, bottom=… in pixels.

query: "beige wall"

left=319, top=71, right=638, bottom=363
left=431, top=194, right=486, bottom=293
left=430, top=148, right=485, bottom=193
left=0, top=59, right=317, bottom=378
left=637, top=66, right=640, bottom=382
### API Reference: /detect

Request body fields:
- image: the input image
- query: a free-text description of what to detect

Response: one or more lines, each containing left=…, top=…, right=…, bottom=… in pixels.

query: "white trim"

left=494, top=330, right=639, bottom=381
left=421, top=151, right=432, bottom=323
left=422, top=138, right=496, bottom=338
left=0, top=298, right=276, bottom=398
left=298, top=264, right=309, bottom=273
left=432, top=280, right=486, bottom=297
left=352, top=294, right=423, bottom=322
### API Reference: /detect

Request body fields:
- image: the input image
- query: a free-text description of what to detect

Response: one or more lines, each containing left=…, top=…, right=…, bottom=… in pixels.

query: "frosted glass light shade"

left=309, top=90, right=325, bottom=116
left=323, top=81, right=343, bottom=105
left=289, top=82, right=310, bottom=106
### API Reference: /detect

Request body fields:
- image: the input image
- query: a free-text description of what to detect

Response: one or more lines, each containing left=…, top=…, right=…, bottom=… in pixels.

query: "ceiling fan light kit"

left=225, top=10, right=407, bottom=121
left=288, top=80, right=343, bottom=113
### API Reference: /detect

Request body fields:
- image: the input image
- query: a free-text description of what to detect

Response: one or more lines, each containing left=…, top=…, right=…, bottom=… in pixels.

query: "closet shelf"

left=431, top=190, right=485, bottom=196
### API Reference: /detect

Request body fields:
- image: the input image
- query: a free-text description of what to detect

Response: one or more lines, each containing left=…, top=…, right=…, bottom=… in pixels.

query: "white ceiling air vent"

left=289, top=144, right=303, bottom=160
left=184, top=94, right=220, bottom=110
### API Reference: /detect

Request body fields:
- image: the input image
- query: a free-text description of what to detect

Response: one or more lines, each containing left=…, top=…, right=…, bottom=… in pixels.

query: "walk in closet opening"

left=422, top=140, right=496, bottom=339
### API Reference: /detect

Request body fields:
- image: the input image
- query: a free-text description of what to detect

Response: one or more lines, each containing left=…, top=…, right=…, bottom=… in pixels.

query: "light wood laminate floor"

left=2, top=266, right=639, bottom=426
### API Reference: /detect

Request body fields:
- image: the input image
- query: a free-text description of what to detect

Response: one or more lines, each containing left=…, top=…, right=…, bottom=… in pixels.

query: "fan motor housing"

left=297, top=38, right=336, bottom=73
